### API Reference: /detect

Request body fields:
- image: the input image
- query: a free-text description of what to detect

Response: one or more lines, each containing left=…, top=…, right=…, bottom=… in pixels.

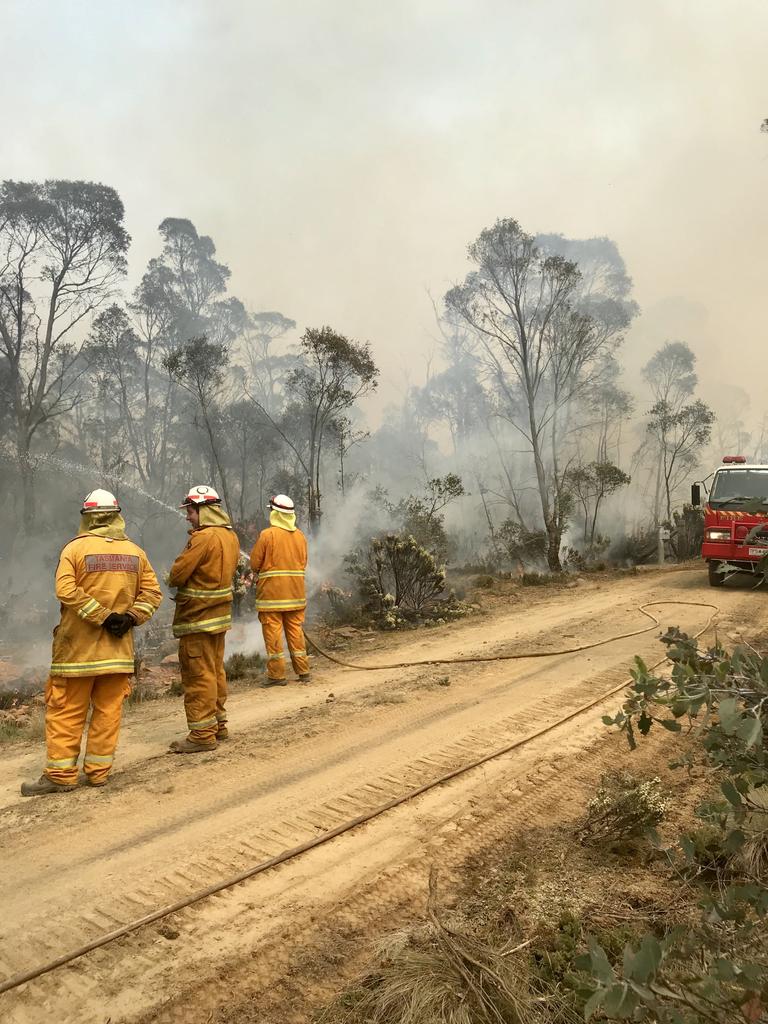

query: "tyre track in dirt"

left=0, top=570, right=696, bottom=808
left=3, top=674, right=657, bottom=1024
left=146, top=719, right=684, bottom=1024
left=0, top=570, right=762, bottom=1022
left=0, top=660, right=638, bottom=1007
left=31, top=679, right=702, bottom=1024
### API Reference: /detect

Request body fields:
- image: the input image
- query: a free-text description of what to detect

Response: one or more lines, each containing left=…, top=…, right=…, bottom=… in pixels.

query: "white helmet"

left=268, top=494, right=295, bottom=512
left=180, top=484, right=221, bottom=508
left=81, top=489, right=121, bottom=513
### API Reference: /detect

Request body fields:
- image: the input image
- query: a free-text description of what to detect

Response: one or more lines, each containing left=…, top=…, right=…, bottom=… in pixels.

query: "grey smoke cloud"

left=2, top=0, right=767, bottom=419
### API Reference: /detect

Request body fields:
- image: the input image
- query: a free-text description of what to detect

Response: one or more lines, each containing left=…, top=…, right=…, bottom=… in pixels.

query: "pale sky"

left=4, top=0, right=767, bottom=423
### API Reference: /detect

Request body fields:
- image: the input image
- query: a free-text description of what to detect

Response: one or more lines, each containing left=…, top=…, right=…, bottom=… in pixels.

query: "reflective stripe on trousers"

left=44, top=674, right=131, bottom=785
left=258, top=609, right=310, bottom=679
left=178, top=632, right=227, bottom=744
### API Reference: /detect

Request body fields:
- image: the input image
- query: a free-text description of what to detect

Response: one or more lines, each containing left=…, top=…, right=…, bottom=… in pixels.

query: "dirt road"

left=0, top=567, right=763, bottom=1023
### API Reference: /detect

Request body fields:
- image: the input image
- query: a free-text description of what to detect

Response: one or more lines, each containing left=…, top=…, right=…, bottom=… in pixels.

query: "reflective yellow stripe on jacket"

left=51, top=658, right=135, bottom=676
left=172, top=614, right=233, bottom=638
left=77, top=597, right=104, bottom=621
left=51, top=533, right=162, bottom=677
left=169, top=522, right=240, bottom=637
left=175, top=585, right=234, bottom=599
left=250, top=525, right=308, bottom=614
left=255, top=598, right=307, bottom=611
left=257, top=570, right=305, bottom=579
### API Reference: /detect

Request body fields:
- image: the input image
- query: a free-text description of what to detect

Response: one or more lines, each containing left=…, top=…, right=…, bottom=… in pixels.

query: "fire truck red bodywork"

left=700, top=459, right=768, bottom=583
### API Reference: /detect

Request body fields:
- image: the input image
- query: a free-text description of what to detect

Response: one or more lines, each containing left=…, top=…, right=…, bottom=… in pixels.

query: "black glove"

left=103, top=612, right=135, bottom=638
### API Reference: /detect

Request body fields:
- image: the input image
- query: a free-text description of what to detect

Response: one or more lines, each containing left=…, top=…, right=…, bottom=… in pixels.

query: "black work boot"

left=298, top=674, right=311, bottom=684
left=21, top=775, right=77, bottom=797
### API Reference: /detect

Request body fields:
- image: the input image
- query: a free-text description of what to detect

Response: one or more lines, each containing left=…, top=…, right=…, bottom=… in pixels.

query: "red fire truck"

left=693, top=456, right=768, bottom=587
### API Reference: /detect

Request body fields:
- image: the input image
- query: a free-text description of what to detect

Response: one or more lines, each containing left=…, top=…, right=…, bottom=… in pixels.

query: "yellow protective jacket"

left=250, top=522, right=308, bottom=612
left=51, top=532, right=162, bottom=677
left=169, top=506, right=241, bottom=638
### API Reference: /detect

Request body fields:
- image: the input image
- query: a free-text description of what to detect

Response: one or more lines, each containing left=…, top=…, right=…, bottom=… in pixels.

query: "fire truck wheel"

left=708, top=561, right=725, bottom=587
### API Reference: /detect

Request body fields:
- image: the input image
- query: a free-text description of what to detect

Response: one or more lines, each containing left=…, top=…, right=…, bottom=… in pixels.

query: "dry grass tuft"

left=319, top=870, right=562, bottom=1024
left=0, top=707, right=45, bottom=744
left=737, top=787, right=768, bottom=880
left=126, top=680, right=163, bottom=705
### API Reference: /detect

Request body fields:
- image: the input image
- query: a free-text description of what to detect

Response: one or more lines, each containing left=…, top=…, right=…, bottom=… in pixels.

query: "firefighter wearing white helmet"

left=250, top=494, right=310, bottom=686
left=167, top=484, right=240, bottom=752
left=179, top=485, right=221, bottom=507
left=269, top=494, right=295, bottom=512
left=82, top=488, right=121, bottom=512
left=21, top=489, right=162, bottom=796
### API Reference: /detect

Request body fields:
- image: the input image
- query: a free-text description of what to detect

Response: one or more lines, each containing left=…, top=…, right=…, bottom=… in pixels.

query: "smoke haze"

left=3, top=0, right=766, bottom=416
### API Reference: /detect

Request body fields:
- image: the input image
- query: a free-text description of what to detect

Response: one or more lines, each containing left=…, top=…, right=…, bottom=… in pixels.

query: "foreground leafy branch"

left=580, top=632, right=768, bottom=1022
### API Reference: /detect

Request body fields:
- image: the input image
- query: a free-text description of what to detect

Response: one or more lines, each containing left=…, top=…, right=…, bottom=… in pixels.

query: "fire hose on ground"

left=302, top=599, right=720, bottom=670
left=0, top=598, right=720, bottom=998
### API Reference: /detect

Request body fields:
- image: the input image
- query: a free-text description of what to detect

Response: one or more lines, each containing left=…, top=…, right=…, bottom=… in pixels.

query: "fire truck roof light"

left=722, top=455, right=747, bottom=464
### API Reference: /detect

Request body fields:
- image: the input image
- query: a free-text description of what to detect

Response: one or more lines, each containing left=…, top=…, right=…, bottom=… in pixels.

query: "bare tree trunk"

left=548, top=402, right=566, bottom=572
left=653, top=457, right=662, bottom=527
left=20, top=456, right=36, bottom=535
left=307, top=449, right=319, bottom=529
left=307, top=423, right=322, bottom=531
left=239, top=432, right=247, bottom=525
left=664, top=459, right=674, bottom=523
left=590, top=495, right=602, bottom=548
left=476, top=480, right=499, bottom=560
left=580, top=498, right=590, bottom=543
left=200, top=401, right=233, bottom=517
left=527, top=388, right=560, bottom=572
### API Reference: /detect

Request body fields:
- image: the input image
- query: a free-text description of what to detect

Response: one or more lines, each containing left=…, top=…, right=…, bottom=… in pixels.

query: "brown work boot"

left=298, top=674, right=311, bottom=684
left=21, top=775, right=77, bottom=797
left=169, top=738, right=217, bottom=753
left=260, top=677, right=288, bottom=688
left=216, top=725, right=229, bottom=741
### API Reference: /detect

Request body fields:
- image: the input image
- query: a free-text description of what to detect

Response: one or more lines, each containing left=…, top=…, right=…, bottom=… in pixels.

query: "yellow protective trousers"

left=258, top=610, right=309, bottom=680
left=178, top=632, right=227, bottom=744
left=44, top=674, right=131, bottom=785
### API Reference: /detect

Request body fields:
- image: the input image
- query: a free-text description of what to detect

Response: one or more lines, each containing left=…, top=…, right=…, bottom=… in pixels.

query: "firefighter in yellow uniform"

left=250, top=494, right=310, bottom=686
left=21, top=489, right=162, bottom=796
left=168, top=485, right=240, bottom=752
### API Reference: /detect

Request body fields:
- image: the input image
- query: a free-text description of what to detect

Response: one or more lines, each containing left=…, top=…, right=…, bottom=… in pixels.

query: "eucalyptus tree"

left=281, top=326, right=379, bottom=527
left=446, top=219, right=635, bottom=570
left=244, top=311, right=296, bottom=414
left=0, top=179, right=129, bottom=530
left=642, top=341, right=714, bottom=522
left=163, top=336, right=234, bottom=516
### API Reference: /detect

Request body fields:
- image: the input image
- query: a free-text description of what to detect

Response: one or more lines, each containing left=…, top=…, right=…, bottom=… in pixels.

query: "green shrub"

left=498, top=520, right=547, bottom=568
left=579, top=772, right=668, bottom=847
left=582, top=634, right=768, bottom=1020
left=346, top=533, right=446, bottom=624
left=225, top=651, right=264, bottom=680
left=521, top=572, right=550, bottom=586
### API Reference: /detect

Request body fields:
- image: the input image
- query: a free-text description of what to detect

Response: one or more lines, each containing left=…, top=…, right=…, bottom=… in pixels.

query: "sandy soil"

left=0, top=566, right=763, bottom=1024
